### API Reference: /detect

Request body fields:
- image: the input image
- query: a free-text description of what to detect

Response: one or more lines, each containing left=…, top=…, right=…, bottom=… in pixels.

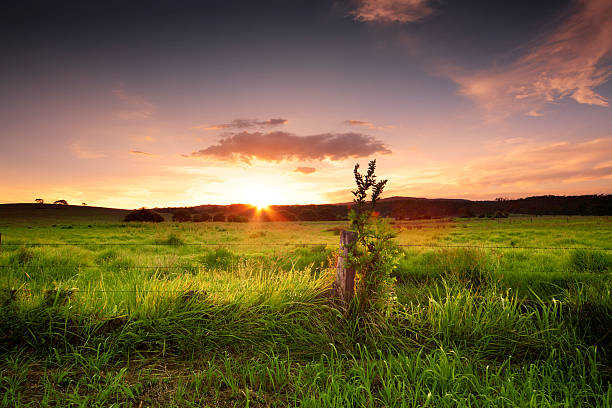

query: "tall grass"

left=0, top=218, right=611, bottom=406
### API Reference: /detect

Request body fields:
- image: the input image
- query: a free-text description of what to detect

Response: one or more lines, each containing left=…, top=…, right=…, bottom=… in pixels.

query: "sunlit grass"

left=0, top=216, right=610, bottom=406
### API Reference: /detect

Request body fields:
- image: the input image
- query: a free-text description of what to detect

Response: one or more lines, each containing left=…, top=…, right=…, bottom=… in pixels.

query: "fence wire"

left=0, top=241, right=609, bottom=250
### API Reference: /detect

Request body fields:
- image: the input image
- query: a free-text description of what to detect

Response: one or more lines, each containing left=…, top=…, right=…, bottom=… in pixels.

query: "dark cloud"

left=196, top=118, right=288, bottom=131
left=189, top=131, right=391, bottom=164
left=294, top=167, right=316, bottom=174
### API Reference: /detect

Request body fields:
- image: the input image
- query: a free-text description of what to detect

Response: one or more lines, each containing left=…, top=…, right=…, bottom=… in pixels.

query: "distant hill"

left=0, top=203, right=130, bottom=225
left=1, top=195, right=610, bottom=224
left=155, top=195, right=612, bottom=221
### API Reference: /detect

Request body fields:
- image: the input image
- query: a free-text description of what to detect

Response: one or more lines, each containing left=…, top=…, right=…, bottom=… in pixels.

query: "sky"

left=1, top=0, right=611, bottom=208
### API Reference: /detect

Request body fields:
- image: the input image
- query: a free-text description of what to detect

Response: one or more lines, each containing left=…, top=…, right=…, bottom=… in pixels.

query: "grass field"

left=0, top=212, right=611, bottom=406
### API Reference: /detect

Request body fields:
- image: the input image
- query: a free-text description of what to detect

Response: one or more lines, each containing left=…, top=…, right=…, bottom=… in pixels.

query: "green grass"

left=0, top=216, right=610, bottom=406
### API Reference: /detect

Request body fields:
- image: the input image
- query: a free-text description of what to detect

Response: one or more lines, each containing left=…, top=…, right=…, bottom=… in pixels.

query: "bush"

left=227, top=214, right=249, bottom=222
left=193, top=212, right=211, bottom=222
left=123, top=208, right=164, bottom=222
left=348, top=160, right=399, bottom=310
left=172, top=210, right=192, bottom=222
left=493, top=211, right=509, bottom=218
left=212, top=213, right=226, bottom=222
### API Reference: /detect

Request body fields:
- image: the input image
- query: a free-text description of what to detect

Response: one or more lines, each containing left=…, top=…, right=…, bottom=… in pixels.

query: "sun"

left=244, top=183, right=282, bottom=209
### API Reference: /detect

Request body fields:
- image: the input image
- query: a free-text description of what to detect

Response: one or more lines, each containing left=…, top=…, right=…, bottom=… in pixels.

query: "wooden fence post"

left=336, top=230, right=356, bottom=302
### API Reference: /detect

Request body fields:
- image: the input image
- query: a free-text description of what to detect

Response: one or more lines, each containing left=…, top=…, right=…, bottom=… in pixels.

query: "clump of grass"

left=396, top=248, right=495, bottom=288
left=198, top=248, right=240, bottom=270
left=570, top=249, right=611, bottom=273
left=10, top=247, right=35, bottom=266
left=156, top=233, right=185, bottom=246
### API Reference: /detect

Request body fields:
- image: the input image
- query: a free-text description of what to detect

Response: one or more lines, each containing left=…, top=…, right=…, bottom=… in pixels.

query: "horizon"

left=1, top=0, right=611, bottom=208
left=3, top=193, right=609, bottom=211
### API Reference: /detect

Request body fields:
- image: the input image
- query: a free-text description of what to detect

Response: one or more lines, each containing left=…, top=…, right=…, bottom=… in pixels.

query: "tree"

left=35, top=198, right=44, bottom=204
left=193, top=212, right=211, bottom=222
left=347, top=159, right=399, bottom=310
left=172, top=210, right=192, bottom=222
left=53, top=199, right=68, bottom=205
left=227, top=214, right=248, bottom=222
left=212, top=213, right=226, bottom=222
left=123, top=208, right=164, bottom=222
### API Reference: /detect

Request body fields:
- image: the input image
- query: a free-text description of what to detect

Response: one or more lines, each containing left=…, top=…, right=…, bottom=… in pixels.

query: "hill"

left=0, top=203, right=130, bottom=225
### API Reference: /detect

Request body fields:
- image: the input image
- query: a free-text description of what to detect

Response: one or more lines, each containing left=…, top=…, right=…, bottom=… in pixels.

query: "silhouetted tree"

left=53, top=199, right=68, bottom=205
left=193, top=212, right=211, bottom=222
left=172, top=210, right=192, bottom=222
left=35, top=198, right=44, bottom=204
left=124, top=208, right=164, bottom=222
left=227, top=214, right=248, bottom=222
left=212, top=213, right=226, bottom=222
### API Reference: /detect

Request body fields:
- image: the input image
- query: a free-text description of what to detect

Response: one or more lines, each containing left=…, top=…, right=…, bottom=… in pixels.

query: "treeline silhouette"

left=149, top=195, right=611, bottom=222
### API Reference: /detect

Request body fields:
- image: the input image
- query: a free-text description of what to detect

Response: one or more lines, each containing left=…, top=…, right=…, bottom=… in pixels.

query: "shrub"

left=493, top=211, right=509, bottom=218
left=227, top=214, right=249, bottom=222
left=172, top=210, right=192, bottom=222
left=348, top=159, right=399, bottom=310
left=193, top=212, right=211, bottom=222
left=212, top=213, right=226, bottom=222
left=123, top=208, right=164, bottom=222
left=156, top=233, right=184, bottom=246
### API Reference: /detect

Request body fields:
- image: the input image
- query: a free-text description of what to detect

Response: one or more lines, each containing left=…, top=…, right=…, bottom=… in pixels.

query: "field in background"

left=0, top=215, right=610, bottom=406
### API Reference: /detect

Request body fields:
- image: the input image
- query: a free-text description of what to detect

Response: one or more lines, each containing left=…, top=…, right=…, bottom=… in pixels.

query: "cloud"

left=351, top=0, right=433, bottom=23
left=393, top=138, right=612, bottom=197
left=193, top=118, right=288, bottom=131
left=343, top=119, right=394, bottom=129
left=189, top=131, right=391, bottom=164
left=70, top=141, right=106, bottom=159
left=294, top=167, right=317, bottom=174
left=449, top=0, right=612, bottom=119
left=345, top=120, right=375, bottom=128
left=129, top=150, right=156, bottom=157
left=111, top=87, right=156, bottom=120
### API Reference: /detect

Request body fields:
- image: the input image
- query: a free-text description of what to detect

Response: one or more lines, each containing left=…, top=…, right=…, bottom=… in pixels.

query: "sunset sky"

left=1, top=0, right=611, bottom=208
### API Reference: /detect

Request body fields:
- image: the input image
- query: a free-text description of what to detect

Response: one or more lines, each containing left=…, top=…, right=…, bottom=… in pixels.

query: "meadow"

left=0, top=213, right=610, bottom=407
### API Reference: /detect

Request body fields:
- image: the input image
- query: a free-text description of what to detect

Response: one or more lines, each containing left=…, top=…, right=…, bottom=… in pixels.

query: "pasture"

left=0, top=213, right=611, bottom=407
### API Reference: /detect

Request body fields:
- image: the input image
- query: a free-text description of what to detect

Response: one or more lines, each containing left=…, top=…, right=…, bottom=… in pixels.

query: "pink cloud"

left=351, top=0, right=433, bottom=23
left=343, top=119, right=395, bottom=130
left=451, top=0, right=612, bottom=118
left=294, top=167, right=317, bottom=174
left=189, top=131, right=391, bottom=164
left=393, top=138, right=612, bottom=196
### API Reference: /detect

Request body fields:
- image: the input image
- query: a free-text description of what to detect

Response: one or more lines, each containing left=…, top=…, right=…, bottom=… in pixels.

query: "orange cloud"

left=393, top=138, right=612, bottom=197
left=129, top=150, right=157, bottom=157
left=193, top=118, right=288, bottom=131
left=451, top=0, right=612, bottom=118
left=344, top=119, right=394, bottom=129
left=189, top=131, right=391, bottom=164
left=351, top=0, right=433, bottom=23
left=294, top=167, right=316, bottom=174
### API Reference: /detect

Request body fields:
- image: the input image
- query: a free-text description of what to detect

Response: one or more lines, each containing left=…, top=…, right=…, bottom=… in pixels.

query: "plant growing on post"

left=347, top=159, right=399, bottom=310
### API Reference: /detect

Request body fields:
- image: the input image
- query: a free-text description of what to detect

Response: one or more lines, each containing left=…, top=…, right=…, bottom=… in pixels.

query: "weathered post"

left=336, top=230, right=356, bottom=302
